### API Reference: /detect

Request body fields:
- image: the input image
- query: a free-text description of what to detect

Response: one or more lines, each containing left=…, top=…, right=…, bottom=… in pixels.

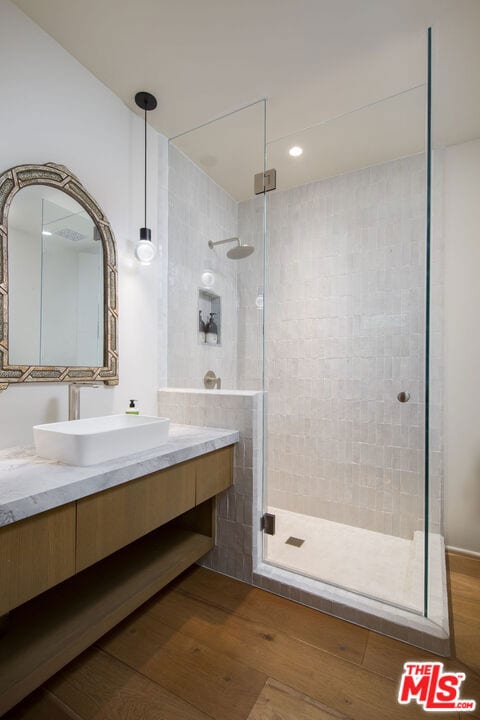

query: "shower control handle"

left=204, top=370, right=221, bottom=390
left=397, top=391, right=410, bottom=403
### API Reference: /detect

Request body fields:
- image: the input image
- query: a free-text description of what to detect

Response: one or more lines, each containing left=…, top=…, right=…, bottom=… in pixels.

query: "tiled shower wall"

left=158, top=389, right=262, bottom=583
left=167, top=146, right=238, bottom=389
left=166, top=149, right=442, bottom=541
left=238, top=154, right=442, bottom=540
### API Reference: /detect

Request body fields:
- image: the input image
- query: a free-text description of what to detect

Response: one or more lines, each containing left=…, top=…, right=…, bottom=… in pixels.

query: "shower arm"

left=208, top=237, right=240, bottom=249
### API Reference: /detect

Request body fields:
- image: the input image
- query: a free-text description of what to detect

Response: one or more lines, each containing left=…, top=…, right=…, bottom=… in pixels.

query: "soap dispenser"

left=205, top=312, right=218, bottom=345
left=198, top=310, right=206, bottom=343
left=126, top=399, right=139, bottom=415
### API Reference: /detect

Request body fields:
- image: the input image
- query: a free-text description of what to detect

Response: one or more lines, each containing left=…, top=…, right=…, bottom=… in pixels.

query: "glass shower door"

left=262, top=80, right=431, bottom=615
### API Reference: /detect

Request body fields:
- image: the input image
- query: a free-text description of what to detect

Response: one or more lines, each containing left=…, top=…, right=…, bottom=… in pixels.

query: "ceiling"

left=13, top=0, right=480, bottom=200
left=172, top=84, right=427, bottom=200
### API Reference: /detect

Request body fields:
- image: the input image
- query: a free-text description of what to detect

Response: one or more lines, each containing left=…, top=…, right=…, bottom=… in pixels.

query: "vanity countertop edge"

left=0, top=423, right=239, bottom=527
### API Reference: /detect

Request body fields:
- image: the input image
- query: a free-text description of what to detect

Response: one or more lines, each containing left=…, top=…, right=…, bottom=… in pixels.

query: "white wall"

left=0, top=0, right=167, bottom=447
left=444, top=138, right=480, bottom=555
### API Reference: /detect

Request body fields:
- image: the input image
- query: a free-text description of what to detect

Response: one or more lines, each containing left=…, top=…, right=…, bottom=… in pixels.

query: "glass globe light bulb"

left=134, top=239, right=156, bottom=265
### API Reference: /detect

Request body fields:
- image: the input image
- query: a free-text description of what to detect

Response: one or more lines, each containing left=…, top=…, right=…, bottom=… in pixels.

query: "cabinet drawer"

left=0, top=505, right=76, bottom=615
left=196, top=446, right=234, bottom=505
left=76, top=462, right=196, bottom=571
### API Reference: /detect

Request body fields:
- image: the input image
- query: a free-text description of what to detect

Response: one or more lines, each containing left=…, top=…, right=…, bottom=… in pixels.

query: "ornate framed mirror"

left=0, top=163, right=118, bottom=390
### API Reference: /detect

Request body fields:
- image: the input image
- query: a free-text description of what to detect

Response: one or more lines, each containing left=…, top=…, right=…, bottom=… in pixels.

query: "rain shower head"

left=227, top=243, right=254, bottom=259
left=208, top=236, right=254, bottom=260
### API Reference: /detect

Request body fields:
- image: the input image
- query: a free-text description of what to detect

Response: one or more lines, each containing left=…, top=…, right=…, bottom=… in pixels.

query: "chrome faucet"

left=68, top=383, right=99, bottom=421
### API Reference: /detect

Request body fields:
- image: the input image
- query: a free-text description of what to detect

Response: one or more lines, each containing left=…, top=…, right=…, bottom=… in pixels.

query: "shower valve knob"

left=397, top=391, right=410, bottom=403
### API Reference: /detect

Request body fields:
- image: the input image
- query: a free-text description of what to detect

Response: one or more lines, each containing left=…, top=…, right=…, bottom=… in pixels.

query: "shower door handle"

left=397, top=391, right=410, bottom=403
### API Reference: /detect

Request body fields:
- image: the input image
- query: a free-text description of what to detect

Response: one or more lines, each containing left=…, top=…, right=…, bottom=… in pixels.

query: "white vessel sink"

left=34, top=414, right=170, bottom=466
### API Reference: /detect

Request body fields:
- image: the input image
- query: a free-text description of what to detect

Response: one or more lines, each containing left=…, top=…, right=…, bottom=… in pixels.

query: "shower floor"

left=265, top=507, right=445, bottom=618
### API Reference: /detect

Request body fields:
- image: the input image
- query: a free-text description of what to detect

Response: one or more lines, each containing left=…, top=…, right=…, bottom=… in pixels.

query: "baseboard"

left=446, top=546, right=480, bottom=579
left=446, top=545, right=480, bottom=559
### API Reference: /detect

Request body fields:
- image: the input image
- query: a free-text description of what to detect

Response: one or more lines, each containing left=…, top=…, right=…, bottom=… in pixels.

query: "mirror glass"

left=8, top=185, right=104, bottom=367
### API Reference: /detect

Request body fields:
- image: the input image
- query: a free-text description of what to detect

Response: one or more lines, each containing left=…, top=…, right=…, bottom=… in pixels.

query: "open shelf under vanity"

left=0, top=444, right=234, bottom=716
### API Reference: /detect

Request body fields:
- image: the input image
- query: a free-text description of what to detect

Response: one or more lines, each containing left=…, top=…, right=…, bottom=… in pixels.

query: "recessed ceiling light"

left=41, top=230, right=52, bottom=236
left=289, top=146, right=303, bottom=157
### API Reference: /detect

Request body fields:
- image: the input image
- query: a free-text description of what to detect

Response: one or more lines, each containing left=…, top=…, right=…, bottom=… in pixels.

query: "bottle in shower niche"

left=205, top=312, right=218, bottom=345
left=198, top=310, right=206, bottom=343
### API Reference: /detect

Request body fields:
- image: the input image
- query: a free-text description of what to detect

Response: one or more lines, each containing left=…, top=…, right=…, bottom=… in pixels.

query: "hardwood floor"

left=5, top=552, right=479, bottom=720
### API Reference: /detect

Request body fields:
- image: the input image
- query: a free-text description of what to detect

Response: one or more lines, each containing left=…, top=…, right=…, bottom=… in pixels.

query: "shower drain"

left=285, top=536, right=305, bottom=547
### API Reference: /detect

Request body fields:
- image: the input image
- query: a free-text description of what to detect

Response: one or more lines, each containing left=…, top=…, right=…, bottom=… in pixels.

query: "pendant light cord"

left=144, top=104, right=147, bottom=228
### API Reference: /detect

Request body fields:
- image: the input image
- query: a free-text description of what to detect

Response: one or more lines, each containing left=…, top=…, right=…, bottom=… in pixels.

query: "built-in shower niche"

left=198, top=289, right=221, bottom=346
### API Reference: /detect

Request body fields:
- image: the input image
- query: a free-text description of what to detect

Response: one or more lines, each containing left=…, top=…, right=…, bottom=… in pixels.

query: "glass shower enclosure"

left=261, top=29, right=446, bottom=636
left=166, top=27, right=448, bottom=648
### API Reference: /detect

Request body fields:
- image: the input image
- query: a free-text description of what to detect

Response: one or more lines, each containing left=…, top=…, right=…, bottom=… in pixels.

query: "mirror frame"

left=0, top=162, right=118, bottom=391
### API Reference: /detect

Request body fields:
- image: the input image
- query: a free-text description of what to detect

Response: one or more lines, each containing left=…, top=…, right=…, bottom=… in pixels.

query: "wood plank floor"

left=5, top=551, right=479, bottom=720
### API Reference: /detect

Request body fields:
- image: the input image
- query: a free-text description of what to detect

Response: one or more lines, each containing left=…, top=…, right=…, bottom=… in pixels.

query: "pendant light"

left=134, top=91, right=157, bottom=265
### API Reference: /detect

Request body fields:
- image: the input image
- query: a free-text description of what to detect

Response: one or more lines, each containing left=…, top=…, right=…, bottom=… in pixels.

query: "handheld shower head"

left=208, top=236, right=254, bottom=260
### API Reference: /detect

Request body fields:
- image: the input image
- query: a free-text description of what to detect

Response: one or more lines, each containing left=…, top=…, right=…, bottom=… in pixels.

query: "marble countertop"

left=0, top=424, right=239, bottom=527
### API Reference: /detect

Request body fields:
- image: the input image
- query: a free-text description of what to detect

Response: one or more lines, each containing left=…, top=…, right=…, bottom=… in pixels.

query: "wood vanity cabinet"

left=195, top=445, right=234, bottom=504
left=76, top=446, right=233, bottom=571
left=0, top=504, right=76, bottom=616
left=76, top=462, right=197, bottom=571
left=0, top=444, right=235, bottom=717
